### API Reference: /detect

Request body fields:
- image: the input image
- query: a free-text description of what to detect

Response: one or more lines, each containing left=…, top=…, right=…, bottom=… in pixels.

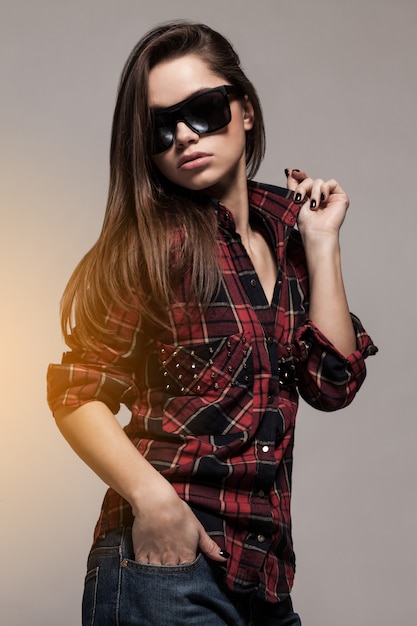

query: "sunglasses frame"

left=150, top=85, right=244, bottom=154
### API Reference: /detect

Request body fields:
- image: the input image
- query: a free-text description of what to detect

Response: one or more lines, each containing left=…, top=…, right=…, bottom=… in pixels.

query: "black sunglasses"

left=150, top=85, right=243, bottom=154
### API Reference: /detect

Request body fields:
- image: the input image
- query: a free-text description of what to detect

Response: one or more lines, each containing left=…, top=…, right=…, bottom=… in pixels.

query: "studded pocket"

left=157, top=334, right=254, bottom=437
left=157, top=334, right=253, bottom=397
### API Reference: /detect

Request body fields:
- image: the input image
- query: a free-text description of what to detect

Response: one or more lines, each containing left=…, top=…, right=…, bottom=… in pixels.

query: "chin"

left=176, top=174, right=223, bottom=193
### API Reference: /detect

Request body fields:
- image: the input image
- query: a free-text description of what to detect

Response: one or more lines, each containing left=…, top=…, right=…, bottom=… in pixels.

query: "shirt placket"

left=222, top=224, right=285, bottom=582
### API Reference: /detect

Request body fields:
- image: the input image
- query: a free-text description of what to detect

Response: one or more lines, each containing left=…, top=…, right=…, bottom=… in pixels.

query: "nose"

left=174, top=121, right=199, bottom=147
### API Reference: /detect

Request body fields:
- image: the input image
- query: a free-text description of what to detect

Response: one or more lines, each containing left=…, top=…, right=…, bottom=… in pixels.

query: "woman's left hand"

left=286, top=168, right=349, bottom=238
left=285, top=168, right=356, bottom=356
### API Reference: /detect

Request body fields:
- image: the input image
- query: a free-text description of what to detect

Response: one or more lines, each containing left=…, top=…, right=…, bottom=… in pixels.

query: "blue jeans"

left=82, top=527, right=302, bottom=626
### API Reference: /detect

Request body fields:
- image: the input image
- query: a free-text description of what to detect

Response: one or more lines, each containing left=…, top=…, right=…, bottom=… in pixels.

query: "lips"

left=177, top=152, right=212, bottom=169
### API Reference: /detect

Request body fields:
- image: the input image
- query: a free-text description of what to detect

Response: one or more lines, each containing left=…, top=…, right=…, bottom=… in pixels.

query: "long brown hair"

left=61, top=21, right=266, bottom=348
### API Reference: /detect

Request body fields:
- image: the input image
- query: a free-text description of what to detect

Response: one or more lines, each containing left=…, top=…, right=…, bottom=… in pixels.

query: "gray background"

left=1, top=0, right=416, bottom=624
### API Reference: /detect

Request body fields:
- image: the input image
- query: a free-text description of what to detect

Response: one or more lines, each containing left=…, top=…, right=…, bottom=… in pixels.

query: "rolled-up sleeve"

left=294, top=313, right=378, bottom=412
left=47, top=303, right=147, bottom=416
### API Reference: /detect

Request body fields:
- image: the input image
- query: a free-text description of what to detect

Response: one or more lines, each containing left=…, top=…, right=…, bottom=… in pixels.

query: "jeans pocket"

left=120, top=551, right=204, bottom=575
left=117, top=553, right=241, bottom=625
left=82, top=566, right=99, bottom=626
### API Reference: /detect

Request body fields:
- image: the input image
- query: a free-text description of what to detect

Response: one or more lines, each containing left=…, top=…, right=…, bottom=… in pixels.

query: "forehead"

left=148, top=54, right=225, bottom=108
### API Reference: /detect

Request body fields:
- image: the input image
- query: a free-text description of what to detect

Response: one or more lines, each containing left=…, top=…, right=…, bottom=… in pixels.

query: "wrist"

left=129, top=475, right=179, bottom=518
left=300, top=225, right=340, bottom=242
left=300, top=230, right=341, bottom=256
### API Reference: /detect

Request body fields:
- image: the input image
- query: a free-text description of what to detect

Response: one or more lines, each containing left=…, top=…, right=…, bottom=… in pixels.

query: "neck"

left=209, top=163, right=251, bottom=239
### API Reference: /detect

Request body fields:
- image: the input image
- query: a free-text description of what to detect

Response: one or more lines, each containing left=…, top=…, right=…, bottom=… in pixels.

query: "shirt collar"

left=247, top=180, right=301, bottom=228
left=212, top=180, right=301, bottom=232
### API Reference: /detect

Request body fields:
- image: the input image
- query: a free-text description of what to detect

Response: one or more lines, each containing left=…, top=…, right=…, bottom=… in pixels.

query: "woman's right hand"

left=53, top=402, right=227, bottom=566
left=131, top=488, right=227, bottom=565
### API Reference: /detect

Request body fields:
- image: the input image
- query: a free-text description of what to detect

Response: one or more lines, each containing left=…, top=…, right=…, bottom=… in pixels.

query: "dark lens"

left=157, top=126, right=174, bottom=148
left=152, top=111, right=175, bottom=153
left=183, top=91, right=230, bottom=134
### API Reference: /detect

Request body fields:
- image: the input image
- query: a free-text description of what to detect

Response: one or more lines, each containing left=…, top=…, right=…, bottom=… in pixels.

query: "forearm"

left=302, top=233, right=356, bottom=356
left=54, top=400, right=226, bottom=564
left=54, top=401, right=176, bottom=516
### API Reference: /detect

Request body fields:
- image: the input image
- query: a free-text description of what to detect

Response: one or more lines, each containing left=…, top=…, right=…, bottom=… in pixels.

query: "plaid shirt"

left=47, top=181, right=377, bottom=603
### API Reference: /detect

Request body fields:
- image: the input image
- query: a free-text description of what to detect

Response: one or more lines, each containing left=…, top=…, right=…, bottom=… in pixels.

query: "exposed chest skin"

left=241, top=222, right=278, bottom=306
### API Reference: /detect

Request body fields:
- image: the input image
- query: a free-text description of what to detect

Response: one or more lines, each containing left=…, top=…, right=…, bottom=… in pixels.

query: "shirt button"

left=250, top=279, right=257, bottom=287
left=258, top=490, right=266, bottom=498
left=262, top=445, right=270, bottom=453
left=267, top=395, right=274, bottom=404
left=257, top=534, right=266, bottom=543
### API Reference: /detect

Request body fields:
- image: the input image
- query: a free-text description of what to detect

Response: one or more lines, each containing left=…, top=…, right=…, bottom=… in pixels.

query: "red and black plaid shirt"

left=47, top=181, right=377, bottom=603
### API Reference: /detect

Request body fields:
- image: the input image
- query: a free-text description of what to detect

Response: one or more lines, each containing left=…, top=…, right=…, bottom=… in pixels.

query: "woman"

left=47, top=21, right=377, bottom=626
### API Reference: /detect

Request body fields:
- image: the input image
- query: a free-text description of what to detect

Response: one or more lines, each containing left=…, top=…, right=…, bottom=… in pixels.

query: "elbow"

left=298, top=368, right=367, bottom=413
left=301, top=390, right=355, bottom=412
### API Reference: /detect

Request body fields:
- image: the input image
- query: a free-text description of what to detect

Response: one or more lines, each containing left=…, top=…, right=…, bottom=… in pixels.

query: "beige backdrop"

left=1, top=0, right=416, bottom=624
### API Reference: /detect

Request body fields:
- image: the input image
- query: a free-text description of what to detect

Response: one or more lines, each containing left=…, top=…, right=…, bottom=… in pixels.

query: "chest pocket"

left=157, top=333, right=253, bottom=398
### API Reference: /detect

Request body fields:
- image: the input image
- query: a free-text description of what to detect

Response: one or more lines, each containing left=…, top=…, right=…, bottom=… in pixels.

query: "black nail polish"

left=219, top=549, right=230, bottom=558
left=293, top=169, right=301, bottom=172
left=320, top=193, right=325, bottom=202
left=294, top=192, right=302, bottom=203
left=310, top=199, right=316, bottom=209
left=284, top=168, right=290, bottom=177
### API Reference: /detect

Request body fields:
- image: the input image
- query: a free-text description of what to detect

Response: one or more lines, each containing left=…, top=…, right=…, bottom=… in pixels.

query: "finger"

left=285, top=168, right=308, bottom=191
left=198, top=529, right=229, bottom=562
left=134, top=545, right=197, bottom=566
left=321, top=178, right=349, bottom=210
left=293, top=176, right=315, bottom=203
left=307, top=178, right=325, bottom=210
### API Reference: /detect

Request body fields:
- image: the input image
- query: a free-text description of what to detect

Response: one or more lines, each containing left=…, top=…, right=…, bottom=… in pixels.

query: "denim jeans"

left=82, top=527, right=302, bottom=626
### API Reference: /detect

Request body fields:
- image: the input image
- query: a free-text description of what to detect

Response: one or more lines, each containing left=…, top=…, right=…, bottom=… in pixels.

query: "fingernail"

left=219, top=549, right=230, bottom=558
left=284, top=168, right=290, bottom=177
left=310, top=199, right=316, bottom=209
left=320, top=193, right=325, bottom=202
left=293, top=169, right=301, bottom=172
left=294, top=192, right=303, bottom=203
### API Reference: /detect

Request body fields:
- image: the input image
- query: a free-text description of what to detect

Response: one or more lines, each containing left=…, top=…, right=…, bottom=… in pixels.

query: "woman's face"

left=148, top=54, right=254, bottom=198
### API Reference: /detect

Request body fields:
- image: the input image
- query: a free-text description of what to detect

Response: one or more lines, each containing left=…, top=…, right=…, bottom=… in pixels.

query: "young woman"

left=47, top=21, right=377, bottom=626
